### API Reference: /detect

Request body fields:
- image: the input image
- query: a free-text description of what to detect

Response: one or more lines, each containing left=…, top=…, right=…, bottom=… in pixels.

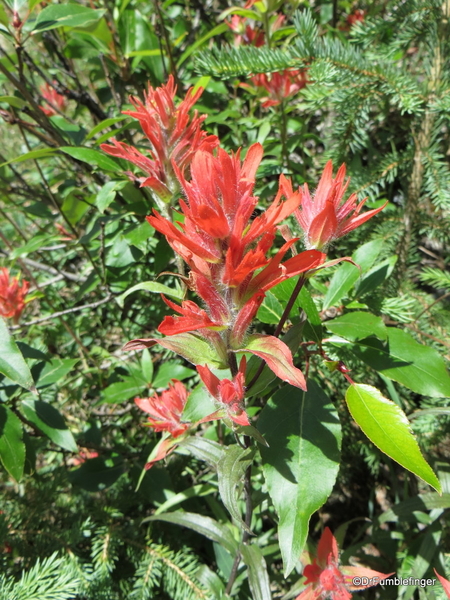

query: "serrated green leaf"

left=116, top=281, right=183, bottom=307
left=148, top=512, right=239, bottom=555
left=0, top=319, right=34, bottom=390
left=325, top=311, right=387, bottom=341
left=217, top=445, right=255, bottom=532
left=0, top=405, right=25, bottom=481
left=258, top=381, right=342, bottom=576
left=345, top=384, right=441, bottom=492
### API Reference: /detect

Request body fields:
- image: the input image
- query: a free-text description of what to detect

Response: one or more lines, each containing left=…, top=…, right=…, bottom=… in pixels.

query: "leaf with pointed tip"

left=178, top=436, right=224, bottom=468
left=123, top=333, right=226, bottom=369
left=0, top=319, right=34, bottom=390
left=258, top=381, right=342, bottom=577
left=21, top=400, right=77, bottom=452
left=239, top=334, right=306, bottom=390
left=217, top=445, right=255, bottom=533
left=345, top=384, right=441, bottom=492
left=117, top=281, right=183, bottom=308
left=0, top=405, right=25, bottom=481
left=240, top=544, right=272, bottom=600
left=148, top=512, right=238, bottom=555
left=325, top=312, right=387, bottom=341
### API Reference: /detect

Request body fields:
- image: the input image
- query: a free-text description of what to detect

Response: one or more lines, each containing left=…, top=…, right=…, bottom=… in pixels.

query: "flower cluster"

left=293, top=161, right=387, bottom=251
left=0, top=268, right=30, bottom=323
left=39, top=82, right=67, bottom=117
left=125, top=143, right=326, bottom=393
left=245, top=69, right=308, bottom=108
left=297, top=528, right=392, bottom=600
left=101, top=76, right=218, bottom=205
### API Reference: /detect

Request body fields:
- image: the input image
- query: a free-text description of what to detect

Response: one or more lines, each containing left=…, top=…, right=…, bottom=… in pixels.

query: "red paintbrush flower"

left=0, top=268, right=30, bottom=323
left=294, top=161, right=387, bottom=250
left=435, top=570, right=450, bottom=598
left=101, top=76, right=218, bottom=204
left=40, top=82, right=67, bottom=116
left=197, top=357, right=249, bottom=426
left=243, top=69, right=308, bottom=108
left=297, top=528, right=393, bottom=600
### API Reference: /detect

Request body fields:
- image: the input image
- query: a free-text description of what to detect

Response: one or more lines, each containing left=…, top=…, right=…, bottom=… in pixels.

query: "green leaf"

left=153, top=362, right=195, bottom=389
left=323, top=239, right=383, bottom=309
left=177, top=436, right=224, bottom=468
left=377, top=492, right=450, bottom=524
left=217, top=445, right=255, bottom=532
left=116, top=281, right=183, bottom=308
left=182, top=385, right=217, bottom=422
left=257, top=291, right=283, bottom=325
left=0, top=319, right=34, bottom=390
left=59, top=147, right=121, bottom=172
left=154, top=483, right=216, bottom=515
left=258, top=381, right=342, bottom=576
left=95, top=180, right=128, bottom=213
left=21, top=400, right=77, bottom=452
left=0, top=148, right=57, bottom=168
left=176, top=23, right=229, bottom=68
left=101, top=377, right=145, bottom=404
left=0, top=95, right=26, bottom=109
left=68, top=455, right=124, bottom=491
left=0, top=405, right=25, bottom=481
left=85, top=116, right=128, bottom=140
left=148, top=512, right=239, bottom=555
left=10, top=233, right=61, bottom=259
left=140, top=349, right=153, bottom=383
left=355, top=255, right=397, bottom=297
left=240, top=544, right=272, bottom=600
left=345, top=384, right=441, bottom=492
left=32, top=3, right=106, bottom=32
left=325, top=312, right=387, bottom=341
left=36, top=358, right=79, bottom=388
left=349, top=328, right=450, bottom=398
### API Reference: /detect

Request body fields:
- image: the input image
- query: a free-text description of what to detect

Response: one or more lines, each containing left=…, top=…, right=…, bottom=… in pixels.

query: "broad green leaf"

left=355, top=255, right=397, bottom=297
left=401, top=523, right=441, bottom=600
left=117, top=281, right=183, bottom=307
left=61, top=193, right=90, bottom=225
left=32, top=3, right=106, bottom=32
left=68, top=455, right=124, bottom=491
left=154, top=484, right=216, bottom=515
left=325, top=312, right=387, bottom=341
left=178, top=436, right=224, bottom=467
left=323, top=239, right=383, bottom=309
left=258, top=381, right=342, bottom=576
left=182, top=385, right=217, bottom=423
left=217, top=445, right=255, bottom=532
left=257, top=291, right=283, bottom=325
left=0, top=319, right=34, bottom=390
left=377, top=492, right=450, bottom=524
left=36, top=358, right=79, bottom=388
left=123, top=333, right=227, bottom=369
left=345, top=384, right=441, bottom=492
left=101, top=377, right=145, bottom=404
left=349, top=328, right=450, bottom=398
left=218, top=7, right=259, bottom=20
left=59, top=147, right=121, bottom=172
left=240, top=544, right=272, bottom=600
left=0, top=148, right=56, bottom=168
left=0, top=405, right=25, bottom=481
left=148, top=512, right=239, bottom=555
left=10, top=233, right=61, bottom=259
left=95, top=180, right=128, bottom=213
left=140, top=349, right=153, bottom=383
left=85, top=116, right=128, bottom=140
left=153, top=363, right=195, bottom=389
left=105, top=236, right=135, bottom=268
left=21, top=400, right=77, bottom=452
left=0, top=95, right=26, bottom=109
left=123, top=220, right=154, bottom=251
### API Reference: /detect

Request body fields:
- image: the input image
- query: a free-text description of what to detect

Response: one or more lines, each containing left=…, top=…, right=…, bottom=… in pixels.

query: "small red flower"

left=297, top=527, right=393, bottom=600
left=0, top=268, right=30, bottom=323
left=101, top=76, right=218, bottom=203
left=244, top=69, right=308, bottom=108
left=346, top=9, right=365, bottom=28
left=135, top=379, right=189, bottom=438
left=40, top=82, right=67, bottom=116
left=226, top=15, right=265, bottom=47
left=197, top=357, right=249, bottom=426
left=294, top=161, right=387, bottom=250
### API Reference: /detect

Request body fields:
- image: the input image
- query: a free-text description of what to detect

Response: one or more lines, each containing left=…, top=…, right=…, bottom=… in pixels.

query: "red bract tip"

left=101, top=76, right=218, bottom=204
left=39, top=82, right=67, bottom=116
left=0, top=268, right=30, bottom=323
left=135, top=379, right=190, bottom=438
left=244, top=69, right=308, bottom=107
left=295, top=161, right=387, bottom=250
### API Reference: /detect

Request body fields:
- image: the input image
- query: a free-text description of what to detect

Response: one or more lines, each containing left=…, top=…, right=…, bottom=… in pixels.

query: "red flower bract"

left=244, top=69, right=308, bottom=108
left=294, top=161, right=387, bottom=250
left=0, top=268, right=30, bottom=323
left=101, top=76, right=218, bottom=203
left=135, top=379, right=189, bottom=439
